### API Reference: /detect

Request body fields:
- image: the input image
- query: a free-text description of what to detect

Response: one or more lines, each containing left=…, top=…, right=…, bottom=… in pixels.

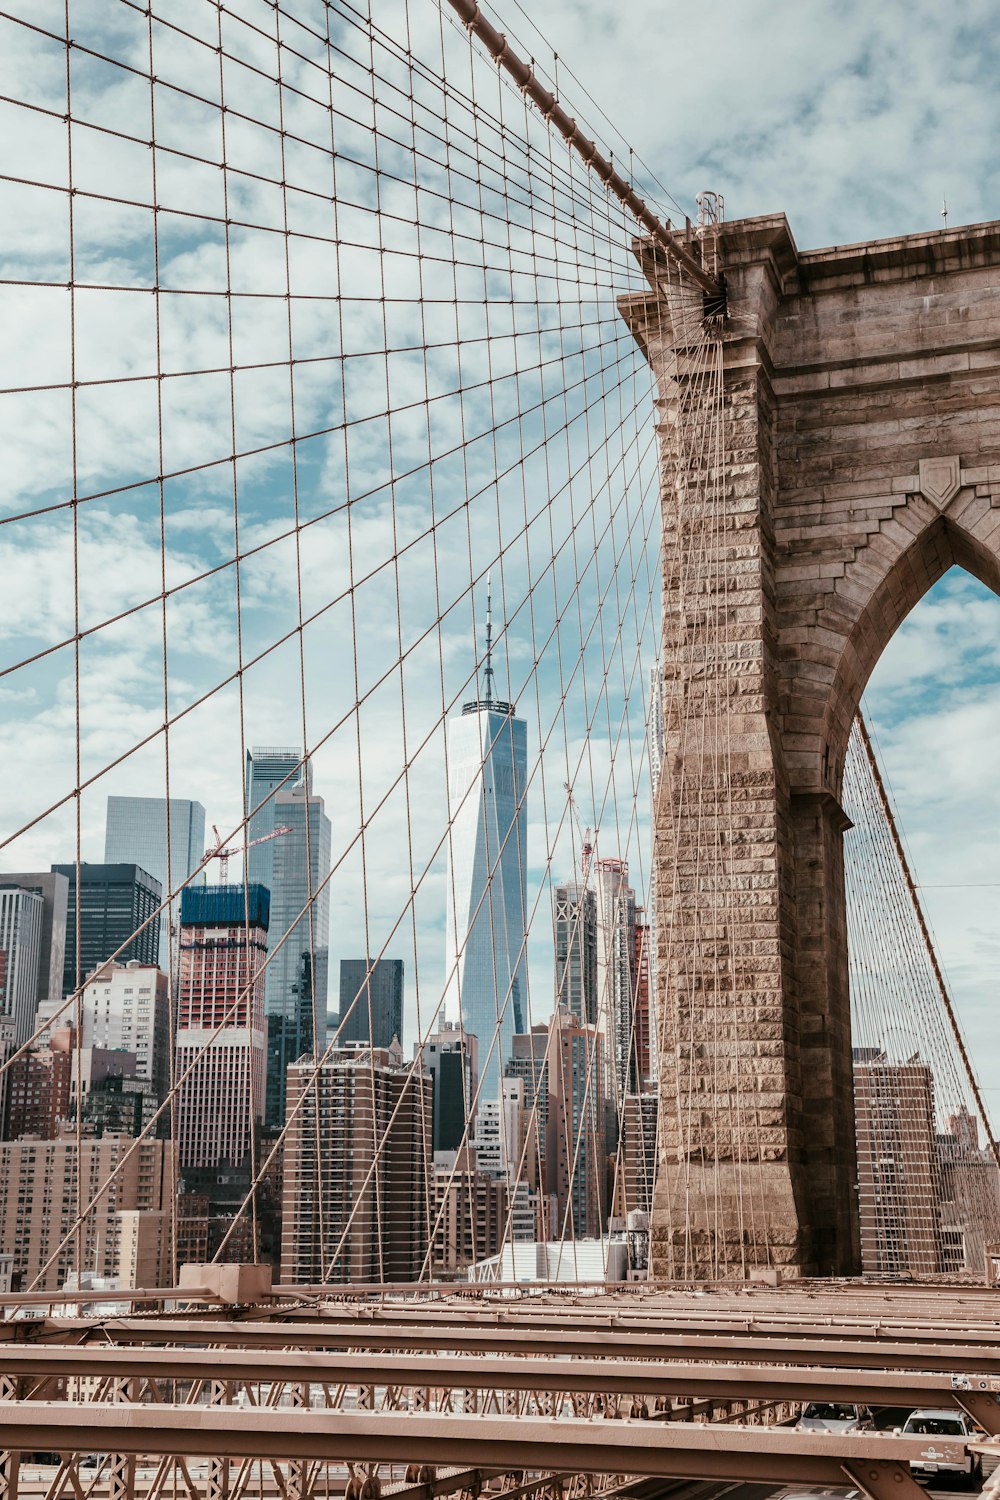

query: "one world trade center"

left=443, top=580, right=527, bottom=1106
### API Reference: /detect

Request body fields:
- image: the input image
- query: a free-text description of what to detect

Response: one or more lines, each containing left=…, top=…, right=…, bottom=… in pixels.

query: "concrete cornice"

left=716, top=213, right=800, bottom=287
left=719, top=213, right=1000, bottom=294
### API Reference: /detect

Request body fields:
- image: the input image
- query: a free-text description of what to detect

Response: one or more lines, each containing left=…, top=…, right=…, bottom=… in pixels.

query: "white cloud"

left=498, top=0, right=1000, bottom=247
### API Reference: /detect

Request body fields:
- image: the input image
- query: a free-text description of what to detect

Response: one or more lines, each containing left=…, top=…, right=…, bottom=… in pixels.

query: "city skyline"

left=0, top=677, right=992, bottom=1288
left=0, top=533, right=657, bottom=1072
left=0, top=732, right=653, bottom=1067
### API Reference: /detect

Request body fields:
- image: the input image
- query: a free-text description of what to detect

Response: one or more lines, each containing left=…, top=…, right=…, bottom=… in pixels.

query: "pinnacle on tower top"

left=462, top=572, right=513, bottom=716
left=483, top=569, right=496, bottom=706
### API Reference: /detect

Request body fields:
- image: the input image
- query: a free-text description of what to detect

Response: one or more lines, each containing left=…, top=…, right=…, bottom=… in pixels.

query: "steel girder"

left=0, top=1404, right=943, bottom=1496
left=0, top=1345, right=995, bottom=1430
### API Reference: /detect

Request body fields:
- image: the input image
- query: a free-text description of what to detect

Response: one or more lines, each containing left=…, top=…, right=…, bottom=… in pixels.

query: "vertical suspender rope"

left=855, top=712, right=1000, bottom=1179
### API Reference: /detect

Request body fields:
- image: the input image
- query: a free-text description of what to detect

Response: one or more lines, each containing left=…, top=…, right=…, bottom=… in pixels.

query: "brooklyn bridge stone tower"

left=621, top=213, right=1000, bottom=1278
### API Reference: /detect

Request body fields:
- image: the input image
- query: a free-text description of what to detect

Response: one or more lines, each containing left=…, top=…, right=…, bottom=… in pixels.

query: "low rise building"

left=6, top=1026, right=137, bottom=1139
left=0, top=1131, right=173, bottom=1290
left=430, top=1146, right=505, bottom=1278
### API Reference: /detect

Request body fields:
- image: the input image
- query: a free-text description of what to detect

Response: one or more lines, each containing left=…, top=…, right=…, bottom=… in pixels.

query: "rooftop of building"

left=179, top=882, right=270, bottom=931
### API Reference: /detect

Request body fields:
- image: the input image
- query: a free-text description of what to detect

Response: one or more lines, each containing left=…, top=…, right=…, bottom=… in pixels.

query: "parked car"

left=796, top=1403, right=874, bottom=1434
left=772, top=1491, right=861, bottom=1500
left=897, top=1410, right=983, bottom=1488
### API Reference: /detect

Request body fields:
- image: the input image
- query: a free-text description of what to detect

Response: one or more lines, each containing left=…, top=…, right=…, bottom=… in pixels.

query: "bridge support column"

left=206, top=1380, right=231, bottom=1500
left=107, top=1378, right=137, bottom=1500
left=621, top=220, right=860, bottom=1279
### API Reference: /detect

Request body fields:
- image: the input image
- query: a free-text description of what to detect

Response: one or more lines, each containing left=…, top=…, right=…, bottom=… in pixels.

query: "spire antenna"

left=462, top=571, right=512, bottom=715
left=483, top=570, right=495, bottom=706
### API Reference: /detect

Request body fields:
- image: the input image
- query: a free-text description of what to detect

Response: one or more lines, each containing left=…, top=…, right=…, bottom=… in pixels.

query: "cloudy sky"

left=502, top=0, right=1000, bottom=250
left=2, top=0, right=998, bottom=1105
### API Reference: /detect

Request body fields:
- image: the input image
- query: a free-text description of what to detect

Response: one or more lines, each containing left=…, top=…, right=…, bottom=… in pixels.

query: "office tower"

left=509, top=1179, right=539, bottom=1242
left=174, top=885, right=268, bottom=1201
left=0, top=1018, right=15, bottom=1137
left=176, top=1193, right=210, bottom=1265
left=78, top=961, right=168, bottom=1100
left=505, top=1025, right=549, bottom=1193
left=104, top=796, right=206, bottom=967
left=0, top=1131, right=172, bottom=1291
left=469, top=1077, right=542, bottom=1243
left=0, top=872, right=68, bottom=1021
left=545, top=1007, right=605, bottom=1241
left=443, top=582, right=528, bottom=1104
left=430, top=1146, right=505, bottom=1277
left=617, top=1091, right=658, bottom=1216
left=421, top=1021, right=477, bottom=1152
left=0, top=884, right=44, bottom=1042
left=339, top=958, right=404, bottom=1050
left=246, top=750, right=331, bottom=1130
left=37, top=960, right=170, bottom=1103
left=245, top=746, right=302, bottom=860
left=593, top=858, right=637, bottom=1103
left=853, top=1049, right=944, bottom=1276
left=632, top=912, right=653, bottom=1086
left=281, top=1042, right=432, bottom=1284
left=52, top=863, right=161, bottom=997
left=553, top=880, right=597, bottom=1024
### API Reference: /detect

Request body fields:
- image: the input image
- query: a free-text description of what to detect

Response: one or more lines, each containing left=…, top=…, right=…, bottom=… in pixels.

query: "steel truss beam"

left=48, top=1317, right=1000, bottom=1376
left=0, top=1346, right=996, bottom=1431
left=6, top=1281, right=999, bottom=1321
left=0, top=1404, right=942, bottom=1496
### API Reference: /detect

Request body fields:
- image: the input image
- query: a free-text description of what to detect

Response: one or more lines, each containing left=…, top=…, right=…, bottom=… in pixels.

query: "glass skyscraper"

left=51, top=863, right=161, bottom=996
left=104, top=796, right=206, bottom=967
left=246, top=748, right=331, bottom=1129
left=339, top=957, right=404, bottom=1050
left=443, top=584, right=527, bottom=1106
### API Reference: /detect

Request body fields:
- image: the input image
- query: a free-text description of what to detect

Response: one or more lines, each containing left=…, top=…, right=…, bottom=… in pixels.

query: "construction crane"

left=563, top=782, right=594, bottom=884
left=203, top=823, right=293, bottom=884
